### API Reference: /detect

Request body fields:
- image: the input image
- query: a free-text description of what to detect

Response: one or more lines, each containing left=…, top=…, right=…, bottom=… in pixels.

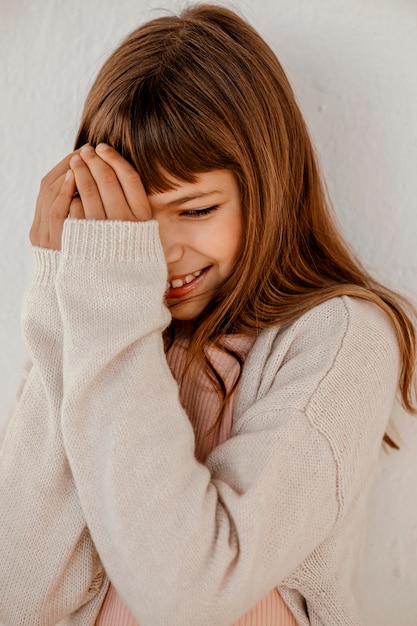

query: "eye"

left=181, top=205, right=219, bottom=218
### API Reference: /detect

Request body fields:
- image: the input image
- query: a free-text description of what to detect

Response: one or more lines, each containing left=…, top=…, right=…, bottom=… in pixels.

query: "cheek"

left=224, top=213, right=244, bottom=264
left=209, top=224, right=241, bottom=263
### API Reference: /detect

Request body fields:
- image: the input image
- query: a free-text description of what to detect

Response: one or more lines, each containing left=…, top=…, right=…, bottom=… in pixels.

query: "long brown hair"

left=74, top=4, right=416, bottom=444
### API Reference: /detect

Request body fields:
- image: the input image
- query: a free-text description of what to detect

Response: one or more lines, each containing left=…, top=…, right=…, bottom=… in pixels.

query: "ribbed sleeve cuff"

left=61, top=218, right=164, bottom=263
left=31, top=247, right=61, bottom=286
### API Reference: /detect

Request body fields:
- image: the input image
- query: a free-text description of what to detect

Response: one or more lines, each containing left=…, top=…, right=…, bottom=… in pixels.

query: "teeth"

left=168, top=269, right=203, bottom=289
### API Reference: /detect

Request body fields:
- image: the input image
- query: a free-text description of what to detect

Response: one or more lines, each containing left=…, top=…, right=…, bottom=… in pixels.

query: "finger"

left=36, top=172, right=66, bottom=247
left=69, top=197, right=85, bottom=219
left=95, top=143, right=152, bottom=221
left=30, top=151, right=80, bottom=246
left=40, top=150, right=80, bottom=190
left=78, top=144, right=133, bottom=220
left=48, top=169, right=76, bottom=250
left=30, top=194, right=43, bottom=245
left=70, top=153, right=106, bottom=220
left=32, top=174, right=67, bottom=246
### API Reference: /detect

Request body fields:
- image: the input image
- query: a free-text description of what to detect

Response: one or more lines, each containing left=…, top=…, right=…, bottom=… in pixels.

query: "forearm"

left=0, top=248, right=101, bottom=625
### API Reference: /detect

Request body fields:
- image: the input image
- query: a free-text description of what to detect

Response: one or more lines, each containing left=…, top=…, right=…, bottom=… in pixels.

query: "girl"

left=0, top=4, right=415, bottom=625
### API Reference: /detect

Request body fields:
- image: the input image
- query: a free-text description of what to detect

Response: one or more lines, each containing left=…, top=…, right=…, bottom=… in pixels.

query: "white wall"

left=1, top=0, right=416, bottom=623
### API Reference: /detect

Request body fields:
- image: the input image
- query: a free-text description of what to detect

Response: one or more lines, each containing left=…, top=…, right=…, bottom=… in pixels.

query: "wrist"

left=61, top=218, right=164, bottom=264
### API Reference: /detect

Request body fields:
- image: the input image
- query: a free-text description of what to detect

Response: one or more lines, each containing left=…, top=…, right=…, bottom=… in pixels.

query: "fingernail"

left=96, top=143, right=109, bottom=153
left=80, top=144, right=95, bottom=155
left=65, top=169, right=73, bottom=182
left=70, top=154, right=82, bottom=165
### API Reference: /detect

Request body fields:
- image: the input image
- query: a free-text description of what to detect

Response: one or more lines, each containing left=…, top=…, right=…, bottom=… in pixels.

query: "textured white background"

left=1, top=0, right=416, bottom=623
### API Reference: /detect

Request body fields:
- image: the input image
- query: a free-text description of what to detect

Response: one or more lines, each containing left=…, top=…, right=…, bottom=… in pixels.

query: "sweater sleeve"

left=56, top=219, right=400, bottom=626
left=0, top=247, right=104, bottom=626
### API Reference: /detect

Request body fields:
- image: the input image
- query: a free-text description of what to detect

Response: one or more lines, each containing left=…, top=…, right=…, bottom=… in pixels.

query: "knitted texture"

left=0, top=247, right=107, bottom=625
left=0, top=218, right=400, bottom=626
left=96, top=332, right=296, bottom=625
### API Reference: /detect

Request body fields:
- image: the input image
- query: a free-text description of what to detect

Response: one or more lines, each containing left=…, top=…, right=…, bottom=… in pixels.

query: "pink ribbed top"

left=95, top=329, right=297, bottom=626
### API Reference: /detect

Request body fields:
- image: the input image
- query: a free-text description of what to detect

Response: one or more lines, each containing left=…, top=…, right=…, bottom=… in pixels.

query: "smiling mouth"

left=165, top=267, right=210, bottom=299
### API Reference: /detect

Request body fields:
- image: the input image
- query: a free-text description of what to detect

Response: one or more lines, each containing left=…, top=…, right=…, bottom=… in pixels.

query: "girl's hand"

left=30, top=152, right=78, bottom=250
left=69, top=143, right=152, bottom=222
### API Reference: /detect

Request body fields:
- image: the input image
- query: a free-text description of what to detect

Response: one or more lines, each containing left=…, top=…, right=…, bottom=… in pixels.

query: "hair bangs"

left=129, top=82, right=237, bottom=194
left=78, top=73, right=239, bottom=195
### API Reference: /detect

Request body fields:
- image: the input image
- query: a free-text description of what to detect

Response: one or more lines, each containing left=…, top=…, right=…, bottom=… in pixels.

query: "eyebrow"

left=165, top=190, right=225, bottom=207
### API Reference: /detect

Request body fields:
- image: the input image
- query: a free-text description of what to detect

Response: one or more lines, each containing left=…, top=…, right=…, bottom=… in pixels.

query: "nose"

left=156, top=217, right=184, bottom=265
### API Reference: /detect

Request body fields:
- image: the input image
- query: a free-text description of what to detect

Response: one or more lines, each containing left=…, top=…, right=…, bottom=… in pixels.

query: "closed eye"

left=180, top=205, right=219, bottom=218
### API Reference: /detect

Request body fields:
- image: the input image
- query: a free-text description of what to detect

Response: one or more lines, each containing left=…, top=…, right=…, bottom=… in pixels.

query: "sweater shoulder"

left=273, top=295, right=399, bottom=396
left=283, top=295, right=399, bottom=364
left=236, top=295, right=400, bottom=423
left=304, top=295, right=401, bottom=394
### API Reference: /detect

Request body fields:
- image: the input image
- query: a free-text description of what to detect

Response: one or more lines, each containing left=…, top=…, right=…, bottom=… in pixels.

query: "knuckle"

left=49, top=196, right=70, bottom=224
left=100, top=171, right=117, bottom=186
left=126, top=172, right=140, bottom=185
left=49, top=205, right=61, bottom=221
left=40, top=186, right=56, bottom=205
left=40, top=172, right=54, bottom=190
left=81, top=181, right=97, bottom=197
left=55, top=188, right=70, bottom=204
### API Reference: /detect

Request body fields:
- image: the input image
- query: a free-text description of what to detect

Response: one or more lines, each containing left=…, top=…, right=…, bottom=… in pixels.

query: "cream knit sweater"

left=0, top=219, right=400, bottom=626
left=95, top=331, right=297, bottom=625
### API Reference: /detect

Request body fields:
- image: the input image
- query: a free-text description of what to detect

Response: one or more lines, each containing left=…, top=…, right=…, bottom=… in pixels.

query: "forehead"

left=148, top=170, right=239, bottom=207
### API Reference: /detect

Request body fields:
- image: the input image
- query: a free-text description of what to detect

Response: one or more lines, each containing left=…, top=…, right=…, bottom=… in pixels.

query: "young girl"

left=0, top=4, right=415, bottom=625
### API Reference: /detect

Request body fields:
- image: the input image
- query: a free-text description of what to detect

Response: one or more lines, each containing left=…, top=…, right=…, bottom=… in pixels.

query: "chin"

left=168, top=299, right=206, bottom=321
left=170, top=308, right=202, bottom=321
